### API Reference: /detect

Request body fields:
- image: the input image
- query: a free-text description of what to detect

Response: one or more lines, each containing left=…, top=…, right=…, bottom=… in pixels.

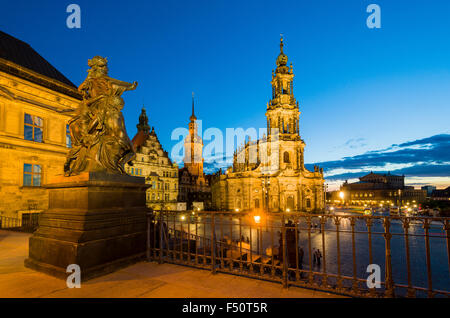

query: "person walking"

left=316, top=249, right=322, bottom=267
left=298, top=247, right=304, bottom=270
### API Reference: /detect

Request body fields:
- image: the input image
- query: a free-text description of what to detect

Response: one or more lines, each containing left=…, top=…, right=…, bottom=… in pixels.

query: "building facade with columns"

left=211, top=38, right=325, bottom=213
left=127, top=108, right=179, bottom=211
left=178, top=97, right=211, bottom=209
left=0, top=31, right=80, bottom=220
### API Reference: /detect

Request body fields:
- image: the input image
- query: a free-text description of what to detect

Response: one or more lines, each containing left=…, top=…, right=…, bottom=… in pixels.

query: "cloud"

left=201, top=133, right=450, bottom=187
left=343, top=137, right=368, bottom=149
left=314, top=134, right=450, bottom=181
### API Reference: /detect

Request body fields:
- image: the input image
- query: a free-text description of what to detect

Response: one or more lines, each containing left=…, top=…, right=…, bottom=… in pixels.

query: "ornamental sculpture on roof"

left=64, top=56, right=137, bottom=176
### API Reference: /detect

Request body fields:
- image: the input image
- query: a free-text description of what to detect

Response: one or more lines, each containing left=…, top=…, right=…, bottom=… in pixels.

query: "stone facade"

left=332, top=172, right=427, bottom=206
left=0, top=31, right=80, bottom=220
left=211, top=38, right=325, bottom=213
left=127, top=108, right=179, bottom=211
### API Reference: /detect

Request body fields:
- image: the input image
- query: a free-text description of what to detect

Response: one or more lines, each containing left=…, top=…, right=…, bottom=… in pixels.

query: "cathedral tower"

left=266, top=36, right=300, bottom=140
left=184, top=94, right=204, bottom=177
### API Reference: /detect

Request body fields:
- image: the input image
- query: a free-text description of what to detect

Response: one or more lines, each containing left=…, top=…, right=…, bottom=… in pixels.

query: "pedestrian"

left=312, top=248, right=317, bottom=265
left=298, top=247, right=304, bottom=270
left=316, top=249, right=322, bottom=267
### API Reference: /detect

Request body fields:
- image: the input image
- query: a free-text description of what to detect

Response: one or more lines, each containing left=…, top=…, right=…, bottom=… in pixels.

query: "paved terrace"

left=0, top=230, right=343, bottom=298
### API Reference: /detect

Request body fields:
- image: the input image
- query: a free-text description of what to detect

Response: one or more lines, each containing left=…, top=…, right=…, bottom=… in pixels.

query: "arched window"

left=287, top=196, right=294, bottom=210
left=306, top=198, right=311, bottom=208
left=284, top=151, right=290, bottom=163
left=254, top=199, right=260, bottom=209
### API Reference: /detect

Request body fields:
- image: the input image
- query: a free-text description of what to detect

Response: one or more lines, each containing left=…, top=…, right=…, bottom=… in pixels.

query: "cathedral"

left=211, top=38, right=325, bottom=212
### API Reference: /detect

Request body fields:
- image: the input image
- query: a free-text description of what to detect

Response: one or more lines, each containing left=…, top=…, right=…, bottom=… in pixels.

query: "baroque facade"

left=211, top=38, right=325, bottom=212
left=178, top=96, right=211, bottom=209
left=0, top=31, right=80, bottom=220
left=332, top=172, right=427, bottom=206
left=127, top=108, right=179, bottom=211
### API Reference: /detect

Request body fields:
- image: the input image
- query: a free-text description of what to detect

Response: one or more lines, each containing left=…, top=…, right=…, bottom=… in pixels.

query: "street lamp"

left=339, top=191, right=345, bottom=206
left=253, top=214, right=262, bottom=255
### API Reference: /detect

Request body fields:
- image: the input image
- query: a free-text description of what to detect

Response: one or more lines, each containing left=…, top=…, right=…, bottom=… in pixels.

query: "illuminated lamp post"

left=339, top=191, right=345, bottom=206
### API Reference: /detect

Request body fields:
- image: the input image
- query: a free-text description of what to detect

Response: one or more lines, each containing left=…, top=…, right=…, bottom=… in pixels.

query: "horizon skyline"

left=1, top=0, right=449, bottom=190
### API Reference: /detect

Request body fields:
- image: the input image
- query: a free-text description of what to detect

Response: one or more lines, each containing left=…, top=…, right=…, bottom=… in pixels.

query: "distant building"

left=421, top=185, right=436, bottom=197
left=211, top=38, right=325, bottom=212
left=178, top=96, right=211, bottom=209
left=430, top=187, right=450, bottom=201
left=0, top=31, right=80, bottom=220
left=331, top=172, right=426, bottom=206
left=127, top=108, right=179, bottom=211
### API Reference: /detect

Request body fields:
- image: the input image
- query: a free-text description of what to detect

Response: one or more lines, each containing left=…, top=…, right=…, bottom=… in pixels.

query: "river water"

left=168, top=211, right=449, bottom=297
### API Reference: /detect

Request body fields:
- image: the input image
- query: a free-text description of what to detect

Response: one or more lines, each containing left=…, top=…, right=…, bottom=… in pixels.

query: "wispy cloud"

left=312, top=134, right=450, bottom=182
left=343, top=138, right=368, bottom=149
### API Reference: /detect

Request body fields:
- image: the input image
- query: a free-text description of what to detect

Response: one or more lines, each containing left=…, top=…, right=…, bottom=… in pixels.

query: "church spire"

left=280, top=34, right=284, bottom=54
left=190, top=92, right=197, bottom=121
left=137, top=106, right=150, bottom=133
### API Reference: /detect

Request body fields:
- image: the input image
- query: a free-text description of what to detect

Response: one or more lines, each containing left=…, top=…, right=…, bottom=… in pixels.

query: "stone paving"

left=0, top=230, right=344, bottom=298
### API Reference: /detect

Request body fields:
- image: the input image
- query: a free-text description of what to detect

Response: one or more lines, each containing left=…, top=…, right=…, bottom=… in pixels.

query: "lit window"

left=24, top=114, right=43, bottom=142
left=66, top=124, right=71, bottom=148
left=23, top=164, right=41, bottom=187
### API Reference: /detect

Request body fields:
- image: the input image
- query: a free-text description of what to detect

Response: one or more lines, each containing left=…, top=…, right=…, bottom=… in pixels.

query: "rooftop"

left=0, top=30, right=80, bottom=99
left=0, top=230, right=342, bottom=298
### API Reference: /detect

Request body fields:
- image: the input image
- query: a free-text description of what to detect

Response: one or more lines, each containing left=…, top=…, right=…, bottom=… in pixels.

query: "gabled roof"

left=0, top=30, right=80, bottom=98
left=131, top=130, right=149, bottom=150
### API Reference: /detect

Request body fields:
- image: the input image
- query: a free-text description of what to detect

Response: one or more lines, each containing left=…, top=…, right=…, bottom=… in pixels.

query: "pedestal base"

left=25, top=171, right=150, bottom=281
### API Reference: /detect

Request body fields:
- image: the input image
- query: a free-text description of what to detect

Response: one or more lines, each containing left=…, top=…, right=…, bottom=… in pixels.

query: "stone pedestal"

left=24, top=171, right=150, bottom=281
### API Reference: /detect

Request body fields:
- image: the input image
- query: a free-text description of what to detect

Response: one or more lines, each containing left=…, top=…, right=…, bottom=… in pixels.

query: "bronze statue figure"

left=64, top=56, right=138, bottom=176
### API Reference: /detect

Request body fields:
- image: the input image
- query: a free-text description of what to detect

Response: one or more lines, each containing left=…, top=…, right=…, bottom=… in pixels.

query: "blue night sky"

left=1, top=0, right=449, bottom=189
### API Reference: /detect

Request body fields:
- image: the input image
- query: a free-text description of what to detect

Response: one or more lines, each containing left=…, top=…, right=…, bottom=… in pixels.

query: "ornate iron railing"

left=0, top=215, right=39, bottom=233
left=146, top=211, right=450, bottom=298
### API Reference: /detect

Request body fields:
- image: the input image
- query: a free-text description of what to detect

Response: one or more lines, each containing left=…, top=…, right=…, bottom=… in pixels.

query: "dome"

left=276, top=36, right=288, bottom=67
left=276, top=53, right=288, bottom=66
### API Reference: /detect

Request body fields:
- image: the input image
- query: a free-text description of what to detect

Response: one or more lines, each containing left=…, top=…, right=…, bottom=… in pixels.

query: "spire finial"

left=192, top=92, right=195, bottom=116
left=137, top=106, right=150, bottom=133
left=190, top=92, right=197, bottom=121
left=280, top=33, right=284, bottom=53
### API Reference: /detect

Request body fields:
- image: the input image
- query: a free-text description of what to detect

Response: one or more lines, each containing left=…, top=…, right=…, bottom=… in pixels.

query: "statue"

left=64, top=56, right=138, bottom=176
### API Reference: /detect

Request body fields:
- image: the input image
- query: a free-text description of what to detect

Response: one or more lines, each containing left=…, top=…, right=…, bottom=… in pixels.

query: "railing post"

left=350, top=217, right=358, bottom=294
left=211, top=212, right=216, bottom=274
left=445, top=220, right=450, bottom=286
left=334, top=216, right=343, bottom=291
left=282, top=213, right=288, bottom=288
left=423, top=219, right=434, bottom=298
left=159, top=210, right=163, bottom=264
left=383, top=217, right=395, bottom=297
left=146, top=211, right=152, bottom=262
left=402, top=218, right=415, bottom=297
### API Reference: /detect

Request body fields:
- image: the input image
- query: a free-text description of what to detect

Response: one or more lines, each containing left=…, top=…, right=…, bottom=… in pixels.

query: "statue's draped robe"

left=65, top=76, right=135, bottom=175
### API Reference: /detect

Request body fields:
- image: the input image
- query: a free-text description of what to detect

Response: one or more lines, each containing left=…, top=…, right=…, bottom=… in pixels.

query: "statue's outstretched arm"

left=106, top=77, right=138, bottom=91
